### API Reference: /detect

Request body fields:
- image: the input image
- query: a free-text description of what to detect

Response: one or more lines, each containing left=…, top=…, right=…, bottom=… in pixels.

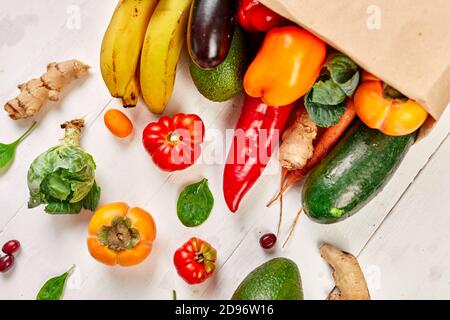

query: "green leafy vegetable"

left=0, top=121, right=37, bottom=172
left=37, top=265, right=75, bottom=300
left=27, top=119, right=100, bottom=214
left=305, top=91, right=347, bottom=127
left=305, top=54, right=360, bottom=128
left=177, top=178, right=214, bottom=227
left=311, top=80, right=347, bottom=106
left=327, top=54, right=360, bottom=96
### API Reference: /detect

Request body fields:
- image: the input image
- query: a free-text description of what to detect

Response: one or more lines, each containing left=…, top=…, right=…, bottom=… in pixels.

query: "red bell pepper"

left=237, top=0, right=289, bottom=33
left=142, top=113, right=205, bottom=172
left=223, top=95, right=295, bottom=213
left=173, top=237, right=217, bottom=285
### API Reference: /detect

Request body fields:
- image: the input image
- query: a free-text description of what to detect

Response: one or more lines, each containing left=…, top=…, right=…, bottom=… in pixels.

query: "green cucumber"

left=302, top=121, right=416, bottom=224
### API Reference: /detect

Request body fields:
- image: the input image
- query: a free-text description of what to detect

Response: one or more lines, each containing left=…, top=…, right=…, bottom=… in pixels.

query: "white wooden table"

left=0, top=0, right=449, bottom=300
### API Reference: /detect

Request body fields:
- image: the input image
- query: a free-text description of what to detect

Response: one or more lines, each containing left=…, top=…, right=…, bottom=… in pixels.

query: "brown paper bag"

left=260, top=0, right=450, bottom=120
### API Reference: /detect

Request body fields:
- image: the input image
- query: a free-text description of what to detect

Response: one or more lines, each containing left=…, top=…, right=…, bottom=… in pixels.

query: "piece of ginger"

left=320, top=243, right=371, bottom=300
left=279, top=110, right=318, bottom=171
left=4, top=59, right=89, bottom=120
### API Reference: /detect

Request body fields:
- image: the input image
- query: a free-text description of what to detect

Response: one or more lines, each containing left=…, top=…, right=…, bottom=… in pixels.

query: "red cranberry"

left=260, top=233, right=277, bottom=249
left=2, top=240, right=20, bottom=255
left=0, top=255, right=15, bottom=273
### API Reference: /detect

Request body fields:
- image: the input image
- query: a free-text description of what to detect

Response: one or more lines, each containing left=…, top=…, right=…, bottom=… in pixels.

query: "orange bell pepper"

left=244, top=26, right=326, bottom=107
left=87, top=202, right=157, bottom=267
left=354, top=72, right=428, bottom=136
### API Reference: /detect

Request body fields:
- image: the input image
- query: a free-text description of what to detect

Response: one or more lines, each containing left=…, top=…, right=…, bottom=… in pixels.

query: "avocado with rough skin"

left=231, top=258, right=304, bottom=300
left=189, top=27, right=246, bottom=102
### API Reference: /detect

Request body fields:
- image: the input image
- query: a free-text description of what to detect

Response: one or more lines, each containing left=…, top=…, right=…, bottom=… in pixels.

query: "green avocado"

left=231, top=258, right=304, bottom=300
left=189, top=27, right=246, bottom=102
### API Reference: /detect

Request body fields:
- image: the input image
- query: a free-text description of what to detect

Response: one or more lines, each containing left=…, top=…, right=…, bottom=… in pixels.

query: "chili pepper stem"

left=282, top=208, right=303, bottom=248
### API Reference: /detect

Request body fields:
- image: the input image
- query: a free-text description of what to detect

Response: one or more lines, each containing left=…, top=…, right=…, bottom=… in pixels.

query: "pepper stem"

left=61, top=119, right=85, bottom=146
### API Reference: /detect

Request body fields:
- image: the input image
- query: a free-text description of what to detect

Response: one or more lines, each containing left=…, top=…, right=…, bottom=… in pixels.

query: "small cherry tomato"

left=174, top=237, right=217, bottom=285
left=104, top=109, right=133, bottom=138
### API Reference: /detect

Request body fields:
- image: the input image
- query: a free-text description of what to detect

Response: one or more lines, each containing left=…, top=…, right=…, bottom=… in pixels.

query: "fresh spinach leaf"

left=305, top=54, right=360, bottom=127
left=0, top=121, right=37, bottom=172
left=327, top=54, right=360, bottom=97
left=311, top=80, right=347, bottom=106
left=305, top=89, right=347, bottom=127
left=177, top=178, right=214, bottom=227
left=37, top=265, right=75, bottom=300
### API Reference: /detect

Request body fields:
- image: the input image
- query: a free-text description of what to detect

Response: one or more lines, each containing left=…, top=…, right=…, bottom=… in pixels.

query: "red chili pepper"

left=237, top=0, right=290, bottom=33
left=223, top=95, right=295, bottom=213
left=173, top=237, right=217, bottom=285
left=142, top=113, right=205, bottom=172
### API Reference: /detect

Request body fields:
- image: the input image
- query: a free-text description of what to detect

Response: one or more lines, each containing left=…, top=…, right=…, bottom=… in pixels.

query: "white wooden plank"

left=357, top=135, right=450, bottom=300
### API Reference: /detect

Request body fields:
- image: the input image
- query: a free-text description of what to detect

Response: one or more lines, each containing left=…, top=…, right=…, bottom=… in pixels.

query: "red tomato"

left=173, top=237, right=217, bottom=285
left=237, top=0, right=290, bottom=33
left=142, top=114, right=205, bottom=172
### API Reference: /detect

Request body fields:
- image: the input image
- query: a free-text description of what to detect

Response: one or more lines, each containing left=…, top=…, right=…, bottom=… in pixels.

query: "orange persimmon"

left=354, top=72, right=428, bottom=136
left=87, top=202, right=156, bottom=267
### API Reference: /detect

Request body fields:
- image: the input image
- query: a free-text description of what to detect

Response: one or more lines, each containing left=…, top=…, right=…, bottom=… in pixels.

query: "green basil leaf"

left=0, top=121, right=37, bottom=171
left=177, top=178, right=214, bottom=227
left=305, top=89, right=347, bottom=128
left=311, top=80, right=347, bottom=106
left=0, top=143, right=17, bottom=171
left=37, top=265, right=75, bottom=300
left=327, top=54, right=360, bottom=97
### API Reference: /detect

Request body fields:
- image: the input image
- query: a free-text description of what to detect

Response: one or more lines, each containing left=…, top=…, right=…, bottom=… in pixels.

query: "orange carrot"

left=267, top=99, right=356, bottom=207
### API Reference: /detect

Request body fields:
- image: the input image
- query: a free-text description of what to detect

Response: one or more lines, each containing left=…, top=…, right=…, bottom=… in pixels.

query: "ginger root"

left=279, top=109, right=317, bottom=171
left=320, top=243, right=371, bottom=300
left=4, top=59, right=89, bottom=120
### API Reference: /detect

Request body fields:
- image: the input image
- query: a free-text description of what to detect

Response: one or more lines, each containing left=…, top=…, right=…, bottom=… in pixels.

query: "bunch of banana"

left=100, top=0, right=193, bottom=113
left=140, top=0, right=193, bottom=114
left=100, top=0, right=158, bottom=107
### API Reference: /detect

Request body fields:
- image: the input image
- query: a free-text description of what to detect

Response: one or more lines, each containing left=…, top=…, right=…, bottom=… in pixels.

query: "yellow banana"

left=140, top=0, right=193, bottom=114
left=100, top=0, right=158, bottom=107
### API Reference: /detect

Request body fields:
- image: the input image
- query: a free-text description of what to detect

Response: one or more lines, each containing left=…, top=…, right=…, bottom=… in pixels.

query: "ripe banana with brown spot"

left=100, top=0, right=158, bottom=107
left=140, top=0, right=193, bottom=114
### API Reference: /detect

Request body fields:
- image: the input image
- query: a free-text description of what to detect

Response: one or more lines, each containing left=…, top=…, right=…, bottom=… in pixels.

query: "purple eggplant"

left=188, top=0, right=237, bottom=69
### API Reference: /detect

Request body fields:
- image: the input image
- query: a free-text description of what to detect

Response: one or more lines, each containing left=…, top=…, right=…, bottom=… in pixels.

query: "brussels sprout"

left=27, top=119, right=100, bottom=214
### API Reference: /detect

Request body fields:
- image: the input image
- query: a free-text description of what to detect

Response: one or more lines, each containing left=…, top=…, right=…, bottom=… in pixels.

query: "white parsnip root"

left=320, top=243, right=371, bottom=300
left=4, top=59, right=89, bottom=120
left=279, top=110, right=317, bottom=171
